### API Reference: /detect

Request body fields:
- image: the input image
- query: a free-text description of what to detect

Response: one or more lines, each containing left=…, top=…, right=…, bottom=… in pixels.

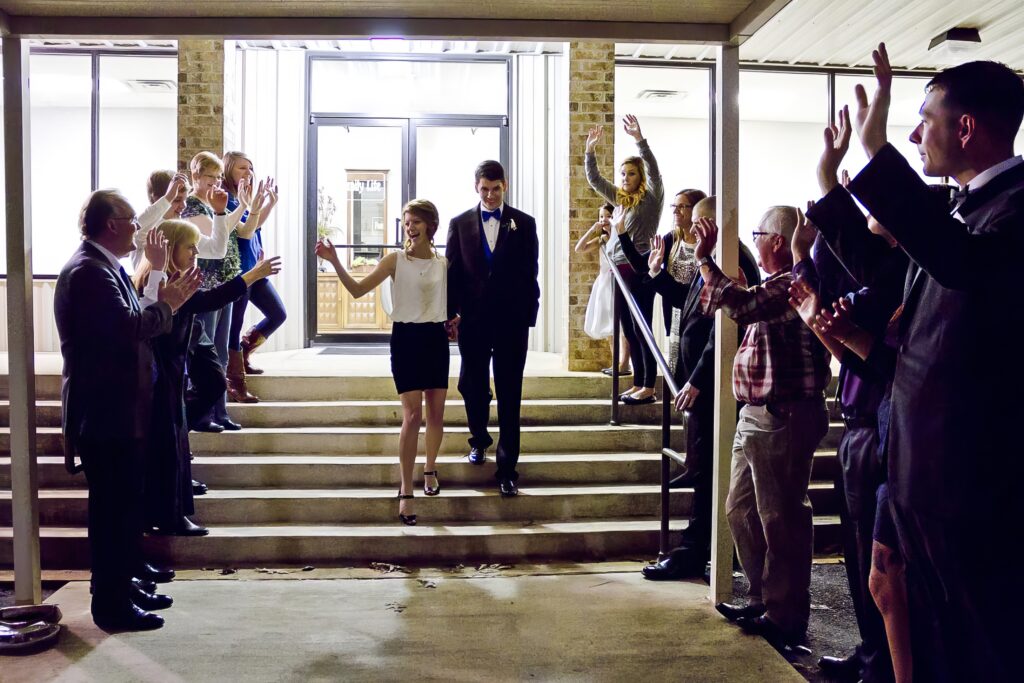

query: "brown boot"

left=239, top=327, right=266, bottom=375
left=227, top=350, right=259, bottom=403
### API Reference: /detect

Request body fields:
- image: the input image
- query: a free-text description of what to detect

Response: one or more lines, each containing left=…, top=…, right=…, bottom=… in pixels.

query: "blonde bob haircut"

left=402, top=199, right=441, bottom=255
left=189, top=151, right=223, bottom=181
left=132, top=219, right=202, bottom=291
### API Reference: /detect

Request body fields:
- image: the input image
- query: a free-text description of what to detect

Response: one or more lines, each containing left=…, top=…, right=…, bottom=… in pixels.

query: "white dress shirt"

left=480, top=202, right=505, bottom=252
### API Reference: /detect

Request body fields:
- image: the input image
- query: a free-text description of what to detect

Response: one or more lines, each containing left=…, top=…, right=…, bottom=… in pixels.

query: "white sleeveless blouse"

left=390, top=252, right=448, bottom=323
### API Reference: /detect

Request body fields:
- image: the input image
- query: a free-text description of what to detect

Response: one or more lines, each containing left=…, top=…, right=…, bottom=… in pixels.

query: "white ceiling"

left=618, top=0, right=1024, bottom=71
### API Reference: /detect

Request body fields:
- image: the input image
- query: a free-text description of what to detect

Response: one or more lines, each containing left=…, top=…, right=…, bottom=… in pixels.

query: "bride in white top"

left=315, top=199, right=449, bottom=526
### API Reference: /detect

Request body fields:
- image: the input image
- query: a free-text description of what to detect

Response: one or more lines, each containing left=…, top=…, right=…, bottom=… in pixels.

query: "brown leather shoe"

left=227, top=350, right=259, bottom=403
left=239, top=327, right=266, bottom=375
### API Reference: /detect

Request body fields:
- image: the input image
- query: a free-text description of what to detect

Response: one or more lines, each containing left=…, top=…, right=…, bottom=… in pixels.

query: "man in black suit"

left=446, top=160, right=540, bottom=496
left=55, top=190, right=199, bottom=631
left=837, top=46, right=1024, bottom=680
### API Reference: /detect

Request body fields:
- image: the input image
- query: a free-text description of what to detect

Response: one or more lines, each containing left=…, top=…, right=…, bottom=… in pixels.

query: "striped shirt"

left=700, top=262, right=831, bottom=405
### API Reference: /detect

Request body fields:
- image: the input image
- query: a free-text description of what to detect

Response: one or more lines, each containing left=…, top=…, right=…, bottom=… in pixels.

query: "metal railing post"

left=610, top=289, right=620, bottom=426
left=659, top=374, right=672, bottom=558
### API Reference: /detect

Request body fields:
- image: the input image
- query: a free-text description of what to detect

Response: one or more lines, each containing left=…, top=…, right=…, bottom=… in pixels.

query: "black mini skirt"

left=390, top=322, right=450, bottom=395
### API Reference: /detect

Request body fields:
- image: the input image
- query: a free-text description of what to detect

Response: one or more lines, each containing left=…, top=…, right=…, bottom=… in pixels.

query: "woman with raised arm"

left=134, top=219, right=281, bottom=537
left=222, top=151, right=286, bottom=404
left=584, top=114, right=664, bottom=404
left=315, top=199, right=448, bottom=526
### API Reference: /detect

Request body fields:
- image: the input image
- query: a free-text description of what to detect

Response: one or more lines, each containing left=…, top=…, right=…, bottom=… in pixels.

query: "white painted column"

left=3, top=36, right=41, bottom=605
left=710, top=44, right=740, bottom=604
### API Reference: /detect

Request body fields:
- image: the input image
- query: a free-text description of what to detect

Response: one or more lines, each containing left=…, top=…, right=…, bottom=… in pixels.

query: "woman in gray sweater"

left=585, top=114, right=664, bottom=403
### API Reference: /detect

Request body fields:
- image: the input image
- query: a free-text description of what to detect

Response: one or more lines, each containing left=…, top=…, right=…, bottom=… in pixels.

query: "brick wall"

left=567, top=42, right=615, bottom=372
left=177, top=39, right=225, bottom=171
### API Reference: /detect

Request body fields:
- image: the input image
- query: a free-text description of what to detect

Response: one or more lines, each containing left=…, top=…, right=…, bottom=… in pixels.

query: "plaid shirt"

left=700, top=262, right=831, bottom=405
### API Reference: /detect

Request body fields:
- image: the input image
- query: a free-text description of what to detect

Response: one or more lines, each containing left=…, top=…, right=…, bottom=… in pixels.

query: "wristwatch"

left=696, top=256, right=713, bottom=270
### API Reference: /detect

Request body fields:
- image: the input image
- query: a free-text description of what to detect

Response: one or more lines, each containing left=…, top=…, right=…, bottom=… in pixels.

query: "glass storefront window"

left=310, top=58, right=508, bottom=116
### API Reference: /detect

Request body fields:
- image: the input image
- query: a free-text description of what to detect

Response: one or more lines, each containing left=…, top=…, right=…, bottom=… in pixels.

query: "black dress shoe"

left=468, top=447, right=487, bottom=465
left=130, top=584, right=173, bottom=611
left=192, top=420, right=224, bottom=433
left=152, top=516, right=209, bottom=537
left=642, top=554, right=705, bottom=581
left=192, top=479, right=208, bottom=496
left=132, top=577, right=158, bottom=594
left=818, top=653, right=862, bottom=679
left=218, top=417, right=242, bottom=431
left=715, top=601, right=767, bottom=622
left=601, top=366, right=632, bottom=377
left=137, top=562, right=175, bottom=584
left=736, top=614, right=805, bottom=647
left=92, top=603, right=164, bottom=632
left=499, top=478, right=519, bottom=497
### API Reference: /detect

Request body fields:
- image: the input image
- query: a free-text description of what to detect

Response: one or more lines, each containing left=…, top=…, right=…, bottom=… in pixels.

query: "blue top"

left=228, top=193, right=261, bottom=272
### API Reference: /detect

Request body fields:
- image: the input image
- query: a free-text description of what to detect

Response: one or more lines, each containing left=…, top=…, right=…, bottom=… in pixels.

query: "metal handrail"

left=603, top=249, right=686, bottom=558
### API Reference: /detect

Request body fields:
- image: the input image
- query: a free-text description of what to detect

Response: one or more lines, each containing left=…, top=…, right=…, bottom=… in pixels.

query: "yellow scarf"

left=616, top=184, right=647, bottom=210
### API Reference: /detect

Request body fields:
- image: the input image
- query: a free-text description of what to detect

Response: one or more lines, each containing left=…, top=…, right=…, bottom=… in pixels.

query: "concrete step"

left=2, top=423, right=845, bottom=456
left=0, top=516, right=842, bottom=568
left=0, top=399, right=662, bottom=428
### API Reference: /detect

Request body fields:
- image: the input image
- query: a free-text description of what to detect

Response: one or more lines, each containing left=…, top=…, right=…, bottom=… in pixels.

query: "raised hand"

left=692, top=216, right=718, bottom=262
left=818, top=104, right=852, bottom=194
left=265, top=178, right=279, bottom=208
left=648, top=234, right=667, bottom=274
left=791, top=202, right=818, bottom=262
left=315, top=237, right=340, bottom=265
left=249, top=255, right=282, bottom=281
left=852, top=42, right=892, bottom=159
left=788, top=278, right=822, bottom=329
left=622, top=114, right=643, bottom=141
left=815, top=297, right=858, bottom=342
left=209, top=187, right=229, bottom=214
left=585, top=125, right=603, bottom=153
left=237, top=175, right=253, bottom=208
left=158, top=266, right=202, bottom=313
left=163, top=173, right=189, bottom=203
left=841, top=169, right=852, bottom=188
left=144, top=227, right=169, bottom=272
left=249, top=178, right=269, bottom=214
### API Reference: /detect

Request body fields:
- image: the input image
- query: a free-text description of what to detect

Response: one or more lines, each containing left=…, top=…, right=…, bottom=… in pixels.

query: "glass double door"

left=308, top=116, right=506, bottom=342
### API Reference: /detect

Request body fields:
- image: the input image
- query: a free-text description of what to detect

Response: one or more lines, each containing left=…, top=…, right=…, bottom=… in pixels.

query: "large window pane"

left=613, top=65, right=711, bottom=234
left=98, top=55, right=177, bottom=221
left=311, top=59, right=508, bottom=115
left=740, top=71, right=828, bottom=263
left=834, top=75, right=931, bottom=183
left=30, top=54, right=93, bottom=275
left=414, top=124, right=501, bottom=241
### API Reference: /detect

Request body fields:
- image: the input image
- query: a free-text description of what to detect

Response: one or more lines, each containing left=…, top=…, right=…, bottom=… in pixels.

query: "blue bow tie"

left=482, top=208, right=501, bottom=223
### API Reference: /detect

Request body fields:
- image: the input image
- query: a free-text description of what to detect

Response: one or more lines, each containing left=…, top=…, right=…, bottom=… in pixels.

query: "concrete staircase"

left=0, top=371, right=843, bottom=569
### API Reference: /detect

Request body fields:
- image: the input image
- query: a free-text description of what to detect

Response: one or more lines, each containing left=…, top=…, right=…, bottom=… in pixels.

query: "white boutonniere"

left=509, top=218, right=518, bottom=232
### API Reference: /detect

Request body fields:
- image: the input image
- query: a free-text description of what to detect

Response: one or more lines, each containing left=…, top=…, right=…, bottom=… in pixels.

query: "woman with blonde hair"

left=315, top=199, right=448, bottom=526
left=585, top=114, right=664, bottom=405
left=134, top=219, right=281, bottom=536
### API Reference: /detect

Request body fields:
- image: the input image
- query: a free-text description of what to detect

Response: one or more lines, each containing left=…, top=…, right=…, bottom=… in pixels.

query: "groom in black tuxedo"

left=446, top=160, right=540, bottom=496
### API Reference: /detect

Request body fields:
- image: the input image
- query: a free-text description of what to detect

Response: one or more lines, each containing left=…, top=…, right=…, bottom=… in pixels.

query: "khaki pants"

left=726, top=398, right=828, bottom=634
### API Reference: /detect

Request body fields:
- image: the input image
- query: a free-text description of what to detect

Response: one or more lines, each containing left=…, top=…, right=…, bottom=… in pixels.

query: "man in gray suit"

left=55, top=190, right=199, bottom=631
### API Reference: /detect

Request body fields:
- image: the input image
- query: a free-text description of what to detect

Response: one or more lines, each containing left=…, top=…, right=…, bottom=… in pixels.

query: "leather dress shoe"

left=736, top=614, right=805, bottom=647
left=467, top=447, right=487, bottom=465
left=152, top=516, right=209, bottom=537
left=218, top=417, right=242, bottom=431
left=715, top=601, right=767, bottom=622
left=499, top=478, right=519, bottom=497
left=601, top=366, right=632, bottom=377
left=130, top=584, right=173, bottom=611
left=133, top=577, right=157, bottom=594
left=137, top=562, right=175, bottom=584
left=92, top=602, right=164, bottom=632
left=642, top=554, right=705, bottom=581
left=818, top=653, right=862, bottom=679
left=192, top=479, right=208, bottom=496
left=192, top=420, right=224, bottom=433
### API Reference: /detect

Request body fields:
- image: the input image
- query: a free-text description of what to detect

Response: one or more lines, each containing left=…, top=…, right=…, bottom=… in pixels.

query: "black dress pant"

left=672, top=395, right=714, bottom=559
left=457, top=316, right=529, bottom=481
left=614, top=263, right=657, bottom=389
left=186, top=323, right=227, bottom=428
left=79, top=436, right=145, bottom=608
left=837, top=424, right=893, bottom=683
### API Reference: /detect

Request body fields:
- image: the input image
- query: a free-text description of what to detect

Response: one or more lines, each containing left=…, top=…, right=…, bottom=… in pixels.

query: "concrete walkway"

left=4, top=566, right=800, bottom=682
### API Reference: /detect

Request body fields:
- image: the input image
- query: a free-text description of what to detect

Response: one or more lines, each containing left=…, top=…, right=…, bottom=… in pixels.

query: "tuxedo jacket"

left=843, top=144, right=1024, bottom=520
left=446, top=204, right=540, bottom=327
left=54, top=241, right=173, bottom=470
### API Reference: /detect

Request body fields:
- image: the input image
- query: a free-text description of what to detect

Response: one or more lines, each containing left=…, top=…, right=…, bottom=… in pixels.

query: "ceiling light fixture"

left=928, top=27, right=982, bottom=55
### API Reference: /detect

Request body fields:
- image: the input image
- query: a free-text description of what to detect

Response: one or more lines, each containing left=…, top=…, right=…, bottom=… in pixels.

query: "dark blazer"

left=843, top=143, right=1024, bottom=520
left=54, top=241, right=173, bottom=471
left=445, top=204, right=540, bottom=327
left=621, top=232, right=760, bottom=391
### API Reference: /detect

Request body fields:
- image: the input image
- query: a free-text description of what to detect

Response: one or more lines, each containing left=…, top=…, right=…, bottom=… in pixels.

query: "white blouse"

left=390, top=252, right=448, bottom=324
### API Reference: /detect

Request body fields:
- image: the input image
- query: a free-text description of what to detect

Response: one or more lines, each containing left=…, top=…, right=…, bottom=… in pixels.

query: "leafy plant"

left=317, top=187, right=337, bottom=239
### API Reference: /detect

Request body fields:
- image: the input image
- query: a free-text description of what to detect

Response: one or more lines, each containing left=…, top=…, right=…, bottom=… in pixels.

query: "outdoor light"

left=928, top=27, right=982, bottom=55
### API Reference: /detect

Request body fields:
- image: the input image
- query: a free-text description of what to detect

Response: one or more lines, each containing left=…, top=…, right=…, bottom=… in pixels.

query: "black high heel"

left=397, top=491, right=417, bottom=526
left=423, top=470, right=441, bottom=496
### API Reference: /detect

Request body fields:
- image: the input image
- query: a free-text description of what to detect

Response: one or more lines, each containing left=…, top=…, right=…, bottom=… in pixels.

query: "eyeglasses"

left=112, top=214, right=140, bottom=226
left=670, top=204, right=693, bottom=211
left=751, top=230, right=771, bottom=241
